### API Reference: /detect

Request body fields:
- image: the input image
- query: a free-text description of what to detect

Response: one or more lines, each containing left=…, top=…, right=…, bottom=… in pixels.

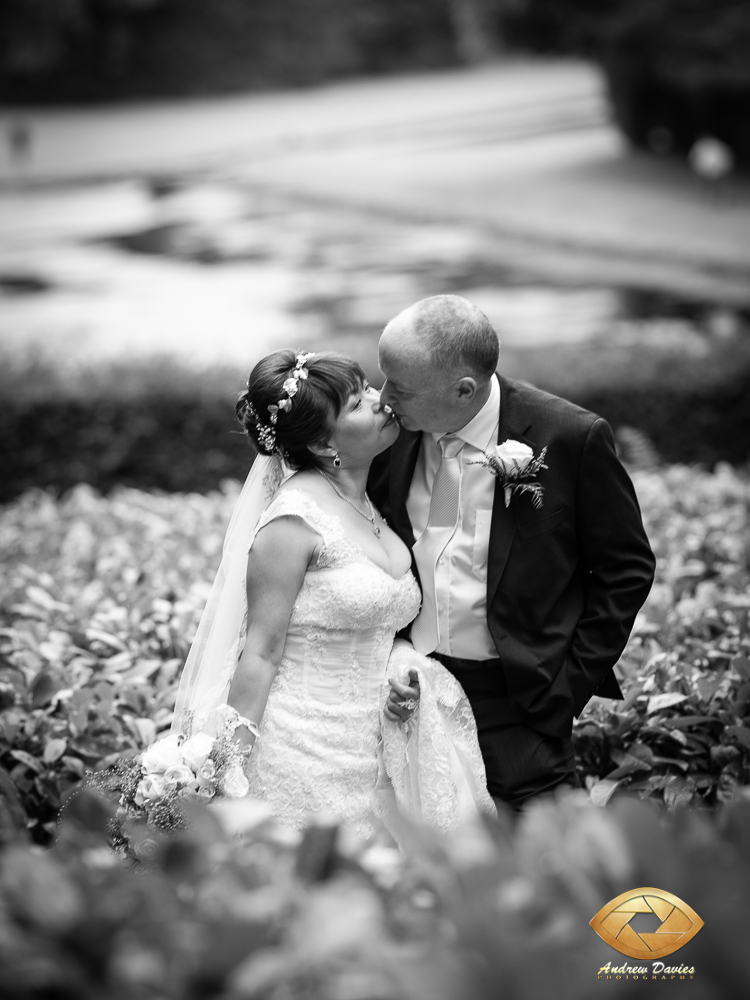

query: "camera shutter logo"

left=590, top=888, right=704, bottom=960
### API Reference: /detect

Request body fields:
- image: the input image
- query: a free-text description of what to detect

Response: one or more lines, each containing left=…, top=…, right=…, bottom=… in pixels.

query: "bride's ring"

left=401, top=698, right=418, bottom=712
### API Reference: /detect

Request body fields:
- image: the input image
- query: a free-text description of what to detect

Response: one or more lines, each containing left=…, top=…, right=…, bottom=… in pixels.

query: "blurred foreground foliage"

left=4, top=788, right=750, bottom=998
left=0, top=462, right=749, bottom=845
left=1, top=348, right=749, bottom=503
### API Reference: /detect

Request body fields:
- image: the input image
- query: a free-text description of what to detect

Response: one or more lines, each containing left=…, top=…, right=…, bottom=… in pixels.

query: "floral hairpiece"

left=268, top=352, right=315, bottom=418
left=246, top=352, right=315, bottom=455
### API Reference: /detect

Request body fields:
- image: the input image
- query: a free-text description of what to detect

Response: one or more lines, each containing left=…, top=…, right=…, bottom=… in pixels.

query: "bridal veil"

left=171, top=454, right=288, bottom=735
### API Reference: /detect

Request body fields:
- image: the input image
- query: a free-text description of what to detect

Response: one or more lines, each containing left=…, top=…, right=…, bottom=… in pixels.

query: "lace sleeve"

left=250, top=490, right=335, bottom=565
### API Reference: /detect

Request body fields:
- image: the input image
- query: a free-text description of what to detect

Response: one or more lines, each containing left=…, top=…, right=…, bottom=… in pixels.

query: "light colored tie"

left=410, top=434, right=464, bottom=653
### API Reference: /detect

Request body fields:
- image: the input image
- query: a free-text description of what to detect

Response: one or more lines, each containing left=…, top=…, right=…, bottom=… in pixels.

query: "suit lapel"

left=487, top=377, right=536, bottom=606
left=388, top=429, right=422, bottom=547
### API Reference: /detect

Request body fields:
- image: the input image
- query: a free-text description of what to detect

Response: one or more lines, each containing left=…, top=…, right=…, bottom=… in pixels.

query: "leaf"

left=34, top=776, right=61, bottom=810
left=622, top=680, right=645, bottom=710
left=664, top=776, right=695, bottom=810
left=711, top=744, right=741, bottom=766
left=31, top=670, right=63, bottom=709
left=725, top=725, right=750, bottom=752
left=10, top=750, right=44, bottom=774
left=0, top=712, right=22, bottom=744
left=60, top=755, right=86, bottom=779
left=663, top=727, right=689, bottom=746
left=733, top=655, right=750, bottom=680
left=84, top=629, right=127, bottom=652
left=731, top=681, right=750, bottom=713
left=25, top=586, right=69, bottom=613
left=589, top=778, right=620, bottom=807
left=608, top=743, right=654, bottom=780
left=100, top=651, right=132, bottom=673
left=650, top=755, right=690, bottom=772
left=665, top=714, right=718, bottom=730
left=644, top=773, right=671, bottom=793
left=71, top=738, right=115, bottom=761
left=696, top=675, right=724, bottom=702
left=647, top=692, right=689, bottom=714
left=0, top=766, right=27, bottom=828
left=132, top=718, right=156, bottom=748
left=0, top=847, right=83, bottom=930
left=706, top=650, right=733, bottom=665
left=43, top=738, right=67, bottom=764
left=119, top=659, right=162, bottom=682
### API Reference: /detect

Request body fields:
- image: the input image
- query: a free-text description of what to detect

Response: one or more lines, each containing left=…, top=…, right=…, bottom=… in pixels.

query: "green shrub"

left=578, top=463, right=750, bottom=808
left=1, top=348, right=748, bottom=503
left=0, top=355, right=253, bottom=503
left=1, top=462, right=749, bottom=843
left=0, top=481, right=238, bottom=841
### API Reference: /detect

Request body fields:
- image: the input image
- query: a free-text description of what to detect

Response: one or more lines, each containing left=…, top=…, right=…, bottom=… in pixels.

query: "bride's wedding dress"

left=240, top=489, right=495, bottom=835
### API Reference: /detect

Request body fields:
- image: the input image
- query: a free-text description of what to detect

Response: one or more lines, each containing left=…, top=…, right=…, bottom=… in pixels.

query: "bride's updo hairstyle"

left=236, top=349, right=366, bottom=470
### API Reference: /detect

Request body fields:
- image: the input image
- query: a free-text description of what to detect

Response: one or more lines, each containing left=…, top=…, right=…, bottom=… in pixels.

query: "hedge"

left=1, top=349, right=748, bottom=503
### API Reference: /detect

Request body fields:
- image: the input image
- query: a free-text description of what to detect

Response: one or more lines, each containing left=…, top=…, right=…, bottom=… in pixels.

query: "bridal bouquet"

left=87, top=707, right=257, bottom=856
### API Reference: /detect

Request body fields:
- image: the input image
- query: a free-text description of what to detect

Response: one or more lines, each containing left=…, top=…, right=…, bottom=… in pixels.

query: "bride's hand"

left=384, top=669, right=420, bottom=723
left=230, top=715, right=259, bottom=770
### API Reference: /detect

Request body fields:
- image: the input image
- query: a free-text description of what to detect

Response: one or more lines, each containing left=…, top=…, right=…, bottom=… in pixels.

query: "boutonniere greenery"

left=470, top=439, right=548, bottom=508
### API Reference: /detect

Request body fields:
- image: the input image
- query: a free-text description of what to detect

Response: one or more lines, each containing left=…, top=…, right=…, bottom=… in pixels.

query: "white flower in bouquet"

left=198, top=759, right=216, bottom=781
left=180, top=732, right=215, bottom=771
left=163, top=763, right=196, bottom=789
left=140, top=734, right=183, bottom=774
left=489, top=439, right=534, bottom=475
left=221, top=763, right=250, bottom=799
left=135, top=773, right=168, bottom=805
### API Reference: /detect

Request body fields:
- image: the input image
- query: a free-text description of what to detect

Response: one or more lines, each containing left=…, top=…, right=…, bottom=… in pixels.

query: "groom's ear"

left=455, top=377, right=478, bottom=403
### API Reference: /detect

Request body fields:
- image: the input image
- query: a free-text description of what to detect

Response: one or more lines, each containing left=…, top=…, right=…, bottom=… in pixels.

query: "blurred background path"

left=1, top=55, right=749, bottom=483
left=2, top=59, right=749, bottom=305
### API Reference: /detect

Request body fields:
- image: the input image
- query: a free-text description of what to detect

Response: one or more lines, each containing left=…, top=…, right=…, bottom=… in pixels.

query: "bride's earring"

left=333, top=452, right=342, bottom=468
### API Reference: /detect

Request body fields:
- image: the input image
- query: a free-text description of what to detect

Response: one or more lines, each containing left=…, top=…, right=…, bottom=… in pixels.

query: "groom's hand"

left=384, top=669, right=420, bottom=723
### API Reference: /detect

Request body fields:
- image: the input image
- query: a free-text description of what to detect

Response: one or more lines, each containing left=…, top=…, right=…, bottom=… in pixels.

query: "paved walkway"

left=2, top=59, right=749, bottom=302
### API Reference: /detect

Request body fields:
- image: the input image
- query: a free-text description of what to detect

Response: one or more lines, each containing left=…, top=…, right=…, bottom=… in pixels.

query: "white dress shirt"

left=407, top=374, right=500, bottom=659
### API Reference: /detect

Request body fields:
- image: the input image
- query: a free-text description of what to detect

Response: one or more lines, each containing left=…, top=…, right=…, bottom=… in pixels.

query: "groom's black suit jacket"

left=369, top=375, right=656, bottom=739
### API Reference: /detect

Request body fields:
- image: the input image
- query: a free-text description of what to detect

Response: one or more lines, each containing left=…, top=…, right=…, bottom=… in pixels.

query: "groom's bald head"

left=385, top=295, right=499, bottom=381
left=378, top=295, right=500, bottom=433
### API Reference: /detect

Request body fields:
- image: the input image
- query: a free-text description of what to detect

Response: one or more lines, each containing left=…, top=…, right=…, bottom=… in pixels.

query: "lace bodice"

left=249, top=490, right=420, bottom=705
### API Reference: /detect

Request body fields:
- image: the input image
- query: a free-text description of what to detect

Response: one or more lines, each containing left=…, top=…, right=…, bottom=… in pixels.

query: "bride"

left=172, top=349, right=494, bottom=835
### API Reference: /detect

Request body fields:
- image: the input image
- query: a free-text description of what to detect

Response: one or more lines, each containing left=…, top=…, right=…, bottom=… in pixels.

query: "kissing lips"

left=379, top=404, right=399, bottom=430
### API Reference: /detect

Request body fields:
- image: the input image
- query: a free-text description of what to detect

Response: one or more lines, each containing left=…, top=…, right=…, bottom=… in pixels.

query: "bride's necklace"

left=316, top=468, right=382, bottom=538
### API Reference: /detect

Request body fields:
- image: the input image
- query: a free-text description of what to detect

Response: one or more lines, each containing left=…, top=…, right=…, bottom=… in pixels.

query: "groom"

left=369, top=294, right=655, bottom=807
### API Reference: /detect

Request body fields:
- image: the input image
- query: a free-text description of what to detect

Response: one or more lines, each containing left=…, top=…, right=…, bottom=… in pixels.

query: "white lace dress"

left=243, top=490, right=495, bottom=835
